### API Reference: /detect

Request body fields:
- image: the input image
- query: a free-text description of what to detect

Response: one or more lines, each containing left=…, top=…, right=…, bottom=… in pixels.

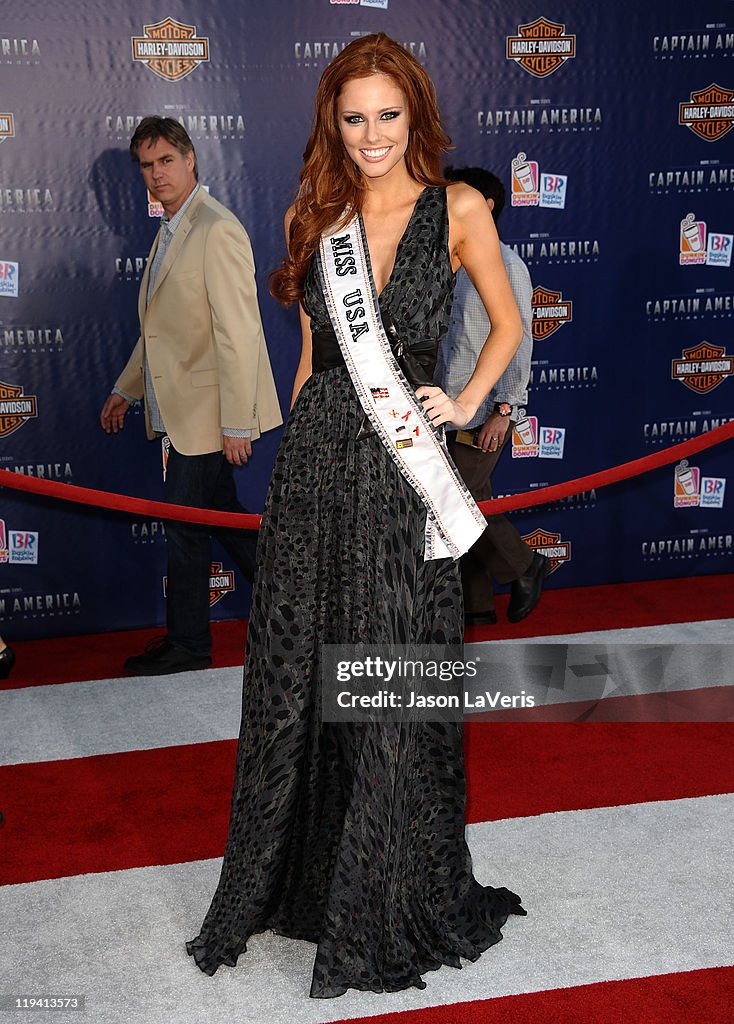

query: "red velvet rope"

left=1, top=419, right=732, bottom=529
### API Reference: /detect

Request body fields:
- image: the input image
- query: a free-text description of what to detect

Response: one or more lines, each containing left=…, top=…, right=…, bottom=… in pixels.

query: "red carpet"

left=2, top=574, right=732, bottom=1024
left=2, top=723, right=733, bottom=886
left=4, top=572, right=733, bottom=690
left=331, top=966, right=734, bottom=1024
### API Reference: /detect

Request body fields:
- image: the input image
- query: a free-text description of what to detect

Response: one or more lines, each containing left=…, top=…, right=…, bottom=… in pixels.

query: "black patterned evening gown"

left=186, top=187, right=525, bottom=998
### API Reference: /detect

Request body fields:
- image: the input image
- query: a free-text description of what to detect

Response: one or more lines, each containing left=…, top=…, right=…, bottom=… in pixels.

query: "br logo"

left=671, top=341, right=734, bottom=394
left=521, top=527, right=571, bottom=573
left=678, top=83, right=734, bottom=142
left=0, top=381, right=38, bottom=439
left=131, top=18, right=210, bottom=82
left=531, top=286, right=573, bottom=340
left=506, top=17, right=576, bottom=78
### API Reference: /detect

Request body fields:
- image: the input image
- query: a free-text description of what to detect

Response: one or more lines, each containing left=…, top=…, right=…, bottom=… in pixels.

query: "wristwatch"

left=494, top=402, right=512, bottom=417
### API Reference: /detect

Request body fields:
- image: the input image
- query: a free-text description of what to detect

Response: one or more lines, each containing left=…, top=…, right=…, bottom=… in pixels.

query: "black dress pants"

left=447, top=429, right=534, bottom=614
left=164, top=444, right=258, bottom=656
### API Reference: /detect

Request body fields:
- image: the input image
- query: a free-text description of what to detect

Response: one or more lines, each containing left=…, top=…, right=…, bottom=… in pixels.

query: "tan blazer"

left=116, top=188, right=282, bottom=456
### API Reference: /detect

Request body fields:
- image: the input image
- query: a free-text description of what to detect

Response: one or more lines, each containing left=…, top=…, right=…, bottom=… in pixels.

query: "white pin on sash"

left=318, top=214, right=486, bottom=560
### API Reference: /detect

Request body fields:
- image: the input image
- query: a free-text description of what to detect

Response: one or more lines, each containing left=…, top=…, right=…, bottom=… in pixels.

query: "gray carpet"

left=1, top=796, right=732, bottom=1023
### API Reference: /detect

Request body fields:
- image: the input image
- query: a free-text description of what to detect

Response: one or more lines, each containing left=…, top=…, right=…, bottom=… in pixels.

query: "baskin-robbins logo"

left=511, top=153, right=567, bottom=209
left=531, top=285, right=573, bottom=340
left=506, top=17, right=576, bottom=78
left=679, top=213, right=733, bottom=267
left=163, top=561, right=234, bottom=607
left=521, top=527, right=571, bottom=572
left=0, top=261, right=19, bottom=297
left=512, top=415, right=566, bottom=459
left=672, top=341, right=734, bottom=394
left=0, top=381, right=38, bottom=438
left=674, top=460, right=726, bottom=509
left=0, top=113, right=14, bottom=144
left=131, top=18, right=210, bottom=82
left=679, top=84, right=734, bottom=142
left=707, top=231, right=733, bottom=268
left=8, top=529, right=39, bottom=564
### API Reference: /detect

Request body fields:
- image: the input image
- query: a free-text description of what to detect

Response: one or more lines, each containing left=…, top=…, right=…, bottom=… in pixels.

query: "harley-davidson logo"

left=679, top=83, right=734, bottom=142
left=0, top=113, right=15, bottom=144
left=506, top=17, right=576, bottom=78
left=163, top=560, right=234, bottom=607
left=671, top=341, right=734, bottom=394
left=0, top=380, right=38, bottom=438
left=531, top=285, right=573, bottom=340
left=521, top=527, right=571, bottom=573
left=131, top=18, right=210, bottom=82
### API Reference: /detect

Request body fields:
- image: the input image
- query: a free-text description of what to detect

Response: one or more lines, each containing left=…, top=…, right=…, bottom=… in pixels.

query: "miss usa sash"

left=318, top=214, right=487, bottom=561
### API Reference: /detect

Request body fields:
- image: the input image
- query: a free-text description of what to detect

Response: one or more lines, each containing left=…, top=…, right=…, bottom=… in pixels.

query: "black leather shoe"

left=0, top=644, right=15, bottom=679
left=465, top=609, right=497, bottom=626
left=124, top=636, right=211, bottom=676
left=507, top=553, right=551, bottom=623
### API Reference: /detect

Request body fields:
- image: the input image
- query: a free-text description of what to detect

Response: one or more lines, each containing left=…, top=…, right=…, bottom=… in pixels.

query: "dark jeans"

left=164, top=444, right=258, bottom=656
left=448, top=429, right=534, bottom=614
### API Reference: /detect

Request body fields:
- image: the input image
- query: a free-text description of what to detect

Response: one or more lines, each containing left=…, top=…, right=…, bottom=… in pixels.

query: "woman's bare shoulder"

left=446, top=181, right=488, bottom=221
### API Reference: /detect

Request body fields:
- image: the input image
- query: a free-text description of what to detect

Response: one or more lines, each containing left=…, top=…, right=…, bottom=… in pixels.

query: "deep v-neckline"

left=359, top=187, right=429, bottom=300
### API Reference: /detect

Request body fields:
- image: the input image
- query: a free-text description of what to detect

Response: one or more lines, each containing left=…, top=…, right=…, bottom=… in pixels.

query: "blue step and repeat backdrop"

left=1, top=1, right=732, bottom=639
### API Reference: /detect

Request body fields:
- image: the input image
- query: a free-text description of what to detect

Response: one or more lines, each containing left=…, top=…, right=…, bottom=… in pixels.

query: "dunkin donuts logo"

left=0, top=381, right=38, bottom=438
left=506, top=17, right=576, bottom=78
left=679, top=83, right=734, bottom=142
left=521, top=527, right=571, bottom=573
left=148, top=189, right=164, bottom=218
left=679, top=213, right=707, bottom=265
left=671, top=341, right=734, bottom=394
left=531, top=286, right=573, bottom=340
left=131, top=18, right=210, bottom=82
left=0, top=113, right=14, bottom=144
left=163, top=561, right=234, bottom=607
left=679, top=212, right=733, bottom=267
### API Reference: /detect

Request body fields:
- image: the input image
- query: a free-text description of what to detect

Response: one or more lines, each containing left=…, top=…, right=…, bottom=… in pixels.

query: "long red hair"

left=269, top=33, right=451, bottom=306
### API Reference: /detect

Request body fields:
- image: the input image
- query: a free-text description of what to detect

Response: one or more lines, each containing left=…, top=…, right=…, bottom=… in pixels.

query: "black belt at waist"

left=311, top=326, right=438, bottom=389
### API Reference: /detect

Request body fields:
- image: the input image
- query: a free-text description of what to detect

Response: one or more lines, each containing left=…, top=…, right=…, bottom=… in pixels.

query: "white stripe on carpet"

left=0, top=795, right=732, bottom=1024
left=2, top=619, right=732, bottom=766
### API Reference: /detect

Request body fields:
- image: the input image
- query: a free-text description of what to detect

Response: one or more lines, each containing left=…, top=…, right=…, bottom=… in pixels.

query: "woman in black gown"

left=187, top=32, right=525, bottom=998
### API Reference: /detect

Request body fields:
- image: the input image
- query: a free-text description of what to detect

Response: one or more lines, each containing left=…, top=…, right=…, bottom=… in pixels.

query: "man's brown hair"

left=129, top=116, right=198, bottom=180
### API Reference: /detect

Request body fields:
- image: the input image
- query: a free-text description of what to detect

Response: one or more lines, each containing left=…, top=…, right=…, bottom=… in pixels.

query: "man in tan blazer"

left=100, top=117, right=282, bottom=675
